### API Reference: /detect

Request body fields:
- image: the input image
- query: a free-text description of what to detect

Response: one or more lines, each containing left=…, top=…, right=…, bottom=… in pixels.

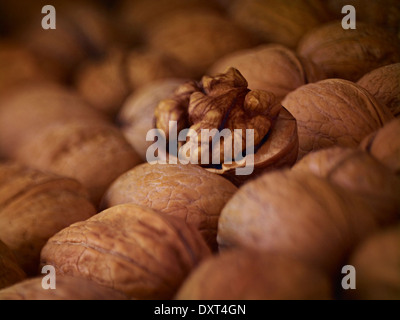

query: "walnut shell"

left=209, top=44, right=326, bottom=102
left=281, top=79, right=394, bottom=159
left=176, top=249, right=332, bottom=300
left=0, top=240, right=26, bottom=290
left=227, top=0, right=331, bottom=48
left=40, top=204, right=211, bottom=299
left=218, top=170, right=385, bottom=274
left=360, top=118, right=400, bottom=174
left=357, top=63, right=400, bottom=118
left=118, top=78, right=188, bottom=160
left=297, top=22, right=400, bottom=82
left=346, top=224, right=400, bottom=300
left=0, top=83, right=142, bottom=204
left=101, top=163, right=237, bottom=251
left=0, top=163, right=96, bottom=275
left=293, top=147, right=400, bottom=225
left=147, top=9, right=255, bottom=77
left=0, top=276, right=128, bottom=300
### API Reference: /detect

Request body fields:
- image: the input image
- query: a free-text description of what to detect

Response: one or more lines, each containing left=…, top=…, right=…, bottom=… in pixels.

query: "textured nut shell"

left=207, top=108, right=299, bottom=186
left=297, top=22, right=400, bottom=82
left=210, top=44, right=326, bottom=101
left=101, top=163, right=237, bottom=251
left=357, top=63, right=400, bottom=118
left=281, top=79, right=394, bottom=159
left=347, top=225, right=400, bottom=300
left=218, top=170, right=381, bottom=274
left=40, top=204, right=211, bottom=300
left=0, top=240, right=26, bottom=290
left=293, top=148, right=400, bottom=225
left=14, top=122, right=141, bottom=205
left=360, top=118, right=400, bottom=174
left=118, top=78, right=187, bottom=160
left=0, top=276, right=128, bottom=300
left=176, top=249, right=332, bottom=300
left=0, top=163, right=96, bottom=275
left=228, top=0, right=330, bottom=48
left=147, top=9, right=254, bottom=77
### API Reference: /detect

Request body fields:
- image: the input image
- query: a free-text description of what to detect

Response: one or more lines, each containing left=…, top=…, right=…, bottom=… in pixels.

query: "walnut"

left=146, top=9, right=255, bottom=77
left=293, top=147, right=400, bottom=225
left=227, top=0, right=331, bottom=48
left=345, top=224, right=400, bottom=300
left=118, top=78, right=188, bottom=160
left=176, top=249, right=333, bottom=300
left=0, top=276, right=128, bottom=300
left=357, top=63, right=400, bottom=118
left=281, top=79, right=394, bottom=159
left=40, top=204, right=211, bottom=299
left=209, top=44, right=326, bottom=103
left=360, top=118, right=400, bottom=175
left=101, top=163, right=237, bottom=251
left=76, top=48, right=190, bottom=117
left=218, top=170, right=391, bottom=274
left=297, top=22, right=400, bottom=82
left=0, top=83, right=142, bottom=204
left=0, top=162, right=96, bottom=275
left=0, top=240, right=26, bottom=290
left=154, top=68, right=298, bottom=185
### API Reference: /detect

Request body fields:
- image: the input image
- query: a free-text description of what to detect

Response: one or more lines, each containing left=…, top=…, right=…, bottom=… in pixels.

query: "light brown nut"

left=0, top=276, right=128, bottom=300
left=176, top=249, right=333, bottom=300
left=0, top=83, right=142, bottom=204
left=227, top=0, right=331, bottom=48
left=0, top=240, right=26, bottom=290
left=293, top=148, right=400, bottom=225
left=281, top=79, right=394, bottom=159
left=218, top=170, right=386, bottom=274
left=0, top=163, right=96, bottom=275
left=345, top=224, right=400, bottom=300
left=101, top=163, right=237, bottom=251
left=357, top=63, right=400, bottom=118
left=118, top=78, right=188, bottom=160
left=297, top=22, right=400, bottom=82
left=209, top=44, right=326, bottom=102
left=360, top=118, right=400, bottom=175
left=147, top=9, right=255, bottom=77
left=40, top=204, right=211, bottom=300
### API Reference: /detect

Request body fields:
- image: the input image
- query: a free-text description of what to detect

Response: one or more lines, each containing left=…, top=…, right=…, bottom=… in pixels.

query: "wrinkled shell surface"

left=218, top=170, right=383, bottom=274
left=0, top=163, right=96, bottom=275
left=40, top=204, right=211, bottom=300
left=357, top=63, right=400, bottom=118
left=176, top=249, right=332, bottom=300
left=297, top=22, right=400, bottom=82
left=347, top=224, right=400, bottom=300
left=210, top=44, right=326, bottom=102
left=0, top=276, right=128, bottom=300
left=282, top=79, right=394, bottom=159
left=0, top=240, right=26, bottom=290
left=101, top=163, right=237, bottom=251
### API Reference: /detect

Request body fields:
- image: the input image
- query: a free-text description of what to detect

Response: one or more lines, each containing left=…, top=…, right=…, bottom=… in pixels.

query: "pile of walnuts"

left=0, top=0, right=399, bottom=300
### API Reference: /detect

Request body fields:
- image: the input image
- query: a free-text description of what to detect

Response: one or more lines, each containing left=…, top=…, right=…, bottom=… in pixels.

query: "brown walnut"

left=176, top=249, right=333, bottom=300
left=281, top=79, right=394, bottom=159
left=40, top=204, right=211, bottom=300
left=101, top=163, right=238, bottom=251
left=0, top=162, right=96, bottom=275
left=210, top=44, right=326, bottom=103
left=154, top=68, right=298, bottom=185
left=0, top=276, right=128, bottom=300
left=297, top=22, right=400, bottom=82
left=0, top=240, right=26, bottom=290
left=357, top=63, right=400, bottom=118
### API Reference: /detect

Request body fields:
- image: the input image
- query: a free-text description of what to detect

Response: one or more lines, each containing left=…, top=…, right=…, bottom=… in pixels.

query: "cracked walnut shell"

left=0, top=240, right=26, bottom=290
left=40, top=203, right=211, bottom=300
